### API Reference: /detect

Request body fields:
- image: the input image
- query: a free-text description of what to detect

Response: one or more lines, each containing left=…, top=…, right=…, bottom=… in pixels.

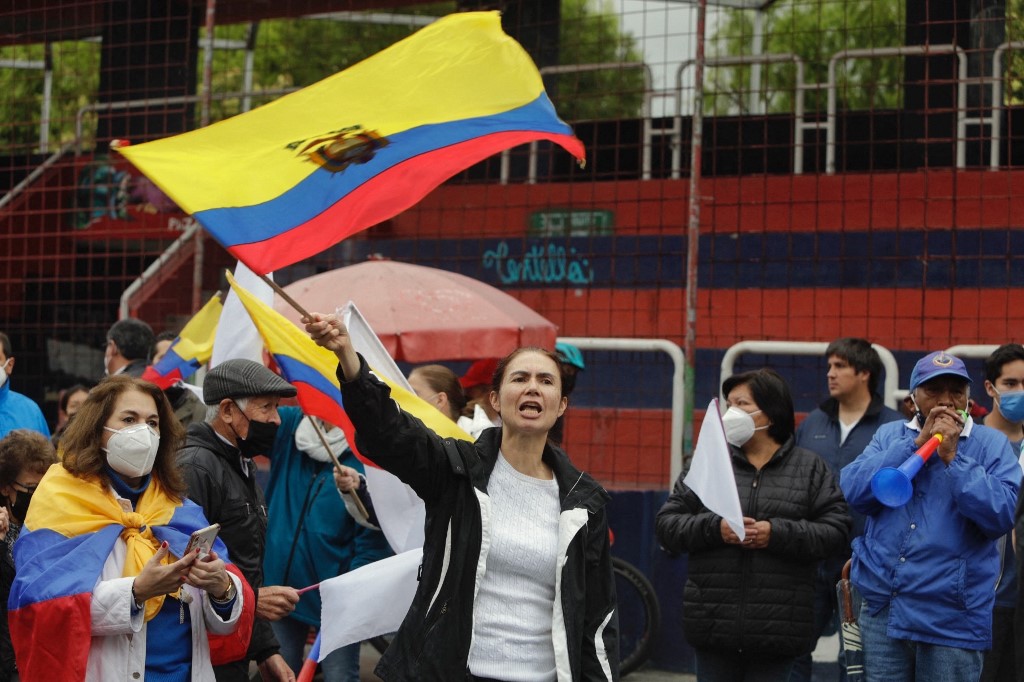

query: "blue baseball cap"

left=909, top=351, right=972, bottom=390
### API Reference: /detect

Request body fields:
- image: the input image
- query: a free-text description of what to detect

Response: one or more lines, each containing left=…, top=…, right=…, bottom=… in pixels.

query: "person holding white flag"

left=305, top=311, right=618, bottom=682
left=656, top=368, right=850, bottom=682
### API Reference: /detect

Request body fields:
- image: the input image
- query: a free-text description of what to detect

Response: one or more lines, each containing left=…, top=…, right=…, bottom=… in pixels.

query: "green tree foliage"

left=0, top=41, right=100, bottom=151
left=0, top=1, right=643, bottom=153
left=556, top=0, right=645, bottom=120
left=1006, top=0, right=1024, bottom=103
left=707, top=0, right=904, bottom=115
left=203, top=3, right=454, bottom=122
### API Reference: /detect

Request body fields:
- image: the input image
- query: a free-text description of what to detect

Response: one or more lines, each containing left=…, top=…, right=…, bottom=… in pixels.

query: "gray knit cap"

left=203, top=359, right=297, bottom=405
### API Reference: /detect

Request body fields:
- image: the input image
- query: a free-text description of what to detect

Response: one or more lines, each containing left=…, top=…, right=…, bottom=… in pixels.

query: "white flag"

left=685, top=399, right=745, bottom=541
left=340, top=301, right=426, bottom=553
left=317, top=301, right=430, bottom=659
left=319, top=548, right=423, bottom=657
left=210, top=261, right=272, bottom=368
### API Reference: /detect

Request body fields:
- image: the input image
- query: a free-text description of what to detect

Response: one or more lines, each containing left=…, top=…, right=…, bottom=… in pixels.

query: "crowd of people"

left=0, top=314, right=1022, bottom=682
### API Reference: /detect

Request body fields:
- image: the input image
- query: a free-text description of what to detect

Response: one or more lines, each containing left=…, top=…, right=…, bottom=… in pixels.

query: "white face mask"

left=0, top=358, right=11, bottom=388
left=103, top=423, right=160, bottom=478
left=721, top=406, right=765, bottom=447
left=294, top=416, right=348, bottom=463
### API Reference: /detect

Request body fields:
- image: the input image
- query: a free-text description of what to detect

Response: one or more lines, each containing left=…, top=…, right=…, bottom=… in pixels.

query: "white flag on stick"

left=340, top=301, right=426, bottom=553
left=210, top=261, right=273, bottom=367
left=685, top=399, right=745, bottom=541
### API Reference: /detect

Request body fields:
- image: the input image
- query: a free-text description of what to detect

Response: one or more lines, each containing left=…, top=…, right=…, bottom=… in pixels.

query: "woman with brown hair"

left=307, top=312, right=618, bottom=682
left=407, top=364, right=467, bottom=423
left=8, top=375, right=251, bottom=681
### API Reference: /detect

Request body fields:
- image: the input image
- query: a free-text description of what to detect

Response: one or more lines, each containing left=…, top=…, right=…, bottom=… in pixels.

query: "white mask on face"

left=0, top=359, right=11, bottom=388
left=294, top=416, right=348, bottom=463
left=103, top=424, right=160, bottom=478
left=721, top=406, right=765, bottom=447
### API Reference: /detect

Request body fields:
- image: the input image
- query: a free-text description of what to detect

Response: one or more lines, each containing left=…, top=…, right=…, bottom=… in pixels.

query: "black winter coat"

left=655, top=437, right=850, bottom=657
left=177, top=422, right=278, bottom=664
left=339, top=355, right=619, bottom=681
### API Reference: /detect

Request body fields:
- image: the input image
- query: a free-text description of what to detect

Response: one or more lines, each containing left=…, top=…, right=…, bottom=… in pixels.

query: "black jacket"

left=655, top=437, right=850, bottom=657
left=339, top=355, right=619, bottom=681
left=178, top=422, right=277, bottom=664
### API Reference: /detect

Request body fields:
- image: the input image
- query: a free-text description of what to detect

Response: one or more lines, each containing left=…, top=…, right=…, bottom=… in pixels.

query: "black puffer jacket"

left=655, top=437, right=850, bottom=657
left=178, top=422, right=278, bottom=664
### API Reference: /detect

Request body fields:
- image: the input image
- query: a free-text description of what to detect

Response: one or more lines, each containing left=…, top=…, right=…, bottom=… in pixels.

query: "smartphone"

left=184, top=523, right=220, bottom=559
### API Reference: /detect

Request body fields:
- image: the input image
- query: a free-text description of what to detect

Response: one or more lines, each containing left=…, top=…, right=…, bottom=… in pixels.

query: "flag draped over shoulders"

left=8, top=463, right=243, bottom=680
left=142, top=292, right=223, bottom=388
left=117, top=11, right=585, bottom=275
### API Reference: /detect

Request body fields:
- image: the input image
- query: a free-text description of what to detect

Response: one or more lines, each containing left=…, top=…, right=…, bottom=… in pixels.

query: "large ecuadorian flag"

left=118, top=11, right=585, bottom=275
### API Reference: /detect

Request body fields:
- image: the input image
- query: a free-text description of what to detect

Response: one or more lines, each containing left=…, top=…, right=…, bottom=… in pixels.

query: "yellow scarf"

left=25, top=463, right=180, bottom=621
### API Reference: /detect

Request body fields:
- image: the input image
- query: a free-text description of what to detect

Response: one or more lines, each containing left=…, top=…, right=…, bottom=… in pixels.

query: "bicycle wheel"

left=613, top=556, right=660, bottom=677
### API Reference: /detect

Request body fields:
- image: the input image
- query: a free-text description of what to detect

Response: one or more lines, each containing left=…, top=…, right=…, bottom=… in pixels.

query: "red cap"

left=459, top=358, right=499, bottom=390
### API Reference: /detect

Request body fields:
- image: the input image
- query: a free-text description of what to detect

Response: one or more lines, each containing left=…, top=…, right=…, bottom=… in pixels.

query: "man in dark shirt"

left=792, top=338, right=903, bottom=681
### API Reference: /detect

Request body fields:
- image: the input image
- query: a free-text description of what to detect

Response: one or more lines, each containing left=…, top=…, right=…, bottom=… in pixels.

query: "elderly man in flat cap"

left=178, top=359, right=300, bottom=682
left=841, top=351, right=1020, bottom=682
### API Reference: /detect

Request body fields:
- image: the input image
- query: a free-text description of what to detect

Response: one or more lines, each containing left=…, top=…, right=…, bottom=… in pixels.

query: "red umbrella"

left=275, top=260, right=558, bottom=362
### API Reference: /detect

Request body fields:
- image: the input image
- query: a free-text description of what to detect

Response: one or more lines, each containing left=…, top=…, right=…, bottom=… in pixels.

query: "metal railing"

left=990, top=41, right=1024, bottom=169
left=826, top=45, right=967, bottom=174
left=558, top=336, right=685, bottom=487
left=719, top=340, right=900, bottom=411
left=675, top=53, right=806, bottom=177
left=1, top=46, right=53, bottom=153
left=516, top=62, right=654, bottom=184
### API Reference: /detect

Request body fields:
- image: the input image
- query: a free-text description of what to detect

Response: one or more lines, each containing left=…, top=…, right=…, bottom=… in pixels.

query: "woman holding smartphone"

left=8, top=375, right=251, bottom=681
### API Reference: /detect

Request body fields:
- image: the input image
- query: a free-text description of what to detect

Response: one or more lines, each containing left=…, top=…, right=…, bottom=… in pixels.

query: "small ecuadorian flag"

left=141, top=292, right=223, bottom=389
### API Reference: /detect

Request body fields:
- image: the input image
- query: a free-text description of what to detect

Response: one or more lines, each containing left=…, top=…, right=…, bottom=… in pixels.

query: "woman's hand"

left=720, top=517, right=771, bottom=549
left=0, top=506, right=9, bottom=541
left=333, top=465, right=361, bottom=493
left=186, top=549, right=232, bottom=599
left=304, top=312, right=360, bottom=381
left=132, top=541, right=199, bottom=601
left=743, top=520, right=771, bottom=549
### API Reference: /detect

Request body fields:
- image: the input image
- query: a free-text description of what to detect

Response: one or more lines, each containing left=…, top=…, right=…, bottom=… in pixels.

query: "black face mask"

left=9, top=489, right=32, bottom=524
left=237, top=418, right=279, bottom=458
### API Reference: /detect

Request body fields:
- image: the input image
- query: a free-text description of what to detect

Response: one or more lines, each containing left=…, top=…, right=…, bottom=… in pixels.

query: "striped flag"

left=141, top=292, right=222, bottom=389
left=117, top=12, right=584, bottom=274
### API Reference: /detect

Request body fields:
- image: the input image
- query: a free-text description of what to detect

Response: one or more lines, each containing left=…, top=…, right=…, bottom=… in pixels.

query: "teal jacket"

left=263, top=406, right=393, bottom=627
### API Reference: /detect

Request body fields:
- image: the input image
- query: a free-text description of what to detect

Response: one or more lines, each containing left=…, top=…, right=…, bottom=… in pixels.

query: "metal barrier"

left=990, top=41, right=1024, bottom=169
left=719, top=340, right=900, bottom=411
left=523, top=62, right=654, bottom=184
left=826, top=45, right=967, bottom=174
left=675, top=53, right=807, bottom=176
left=1, top=46, right=53, bottom=153
left=558, top=336, right=685, bottom=487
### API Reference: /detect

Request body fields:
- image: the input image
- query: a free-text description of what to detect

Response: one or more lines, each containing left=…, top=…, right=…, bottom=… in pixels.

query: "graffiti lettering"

left=482, top=241, right=594, bottom=286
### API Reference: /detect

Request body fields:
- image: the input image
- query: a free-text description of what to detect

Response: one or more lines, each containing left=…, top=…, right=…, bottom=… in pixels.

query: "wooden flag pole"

left=228, top=271, right=370, bottom=519
left=257, top=272, right=312, bottom=320
left=307, top=416, right=371, bottom=521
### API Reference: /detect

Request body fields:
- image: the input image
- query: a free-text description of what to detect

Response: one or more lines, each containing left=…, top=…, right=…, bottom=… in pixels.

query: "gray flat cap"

left=203, top=359, right=297, bottom=405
